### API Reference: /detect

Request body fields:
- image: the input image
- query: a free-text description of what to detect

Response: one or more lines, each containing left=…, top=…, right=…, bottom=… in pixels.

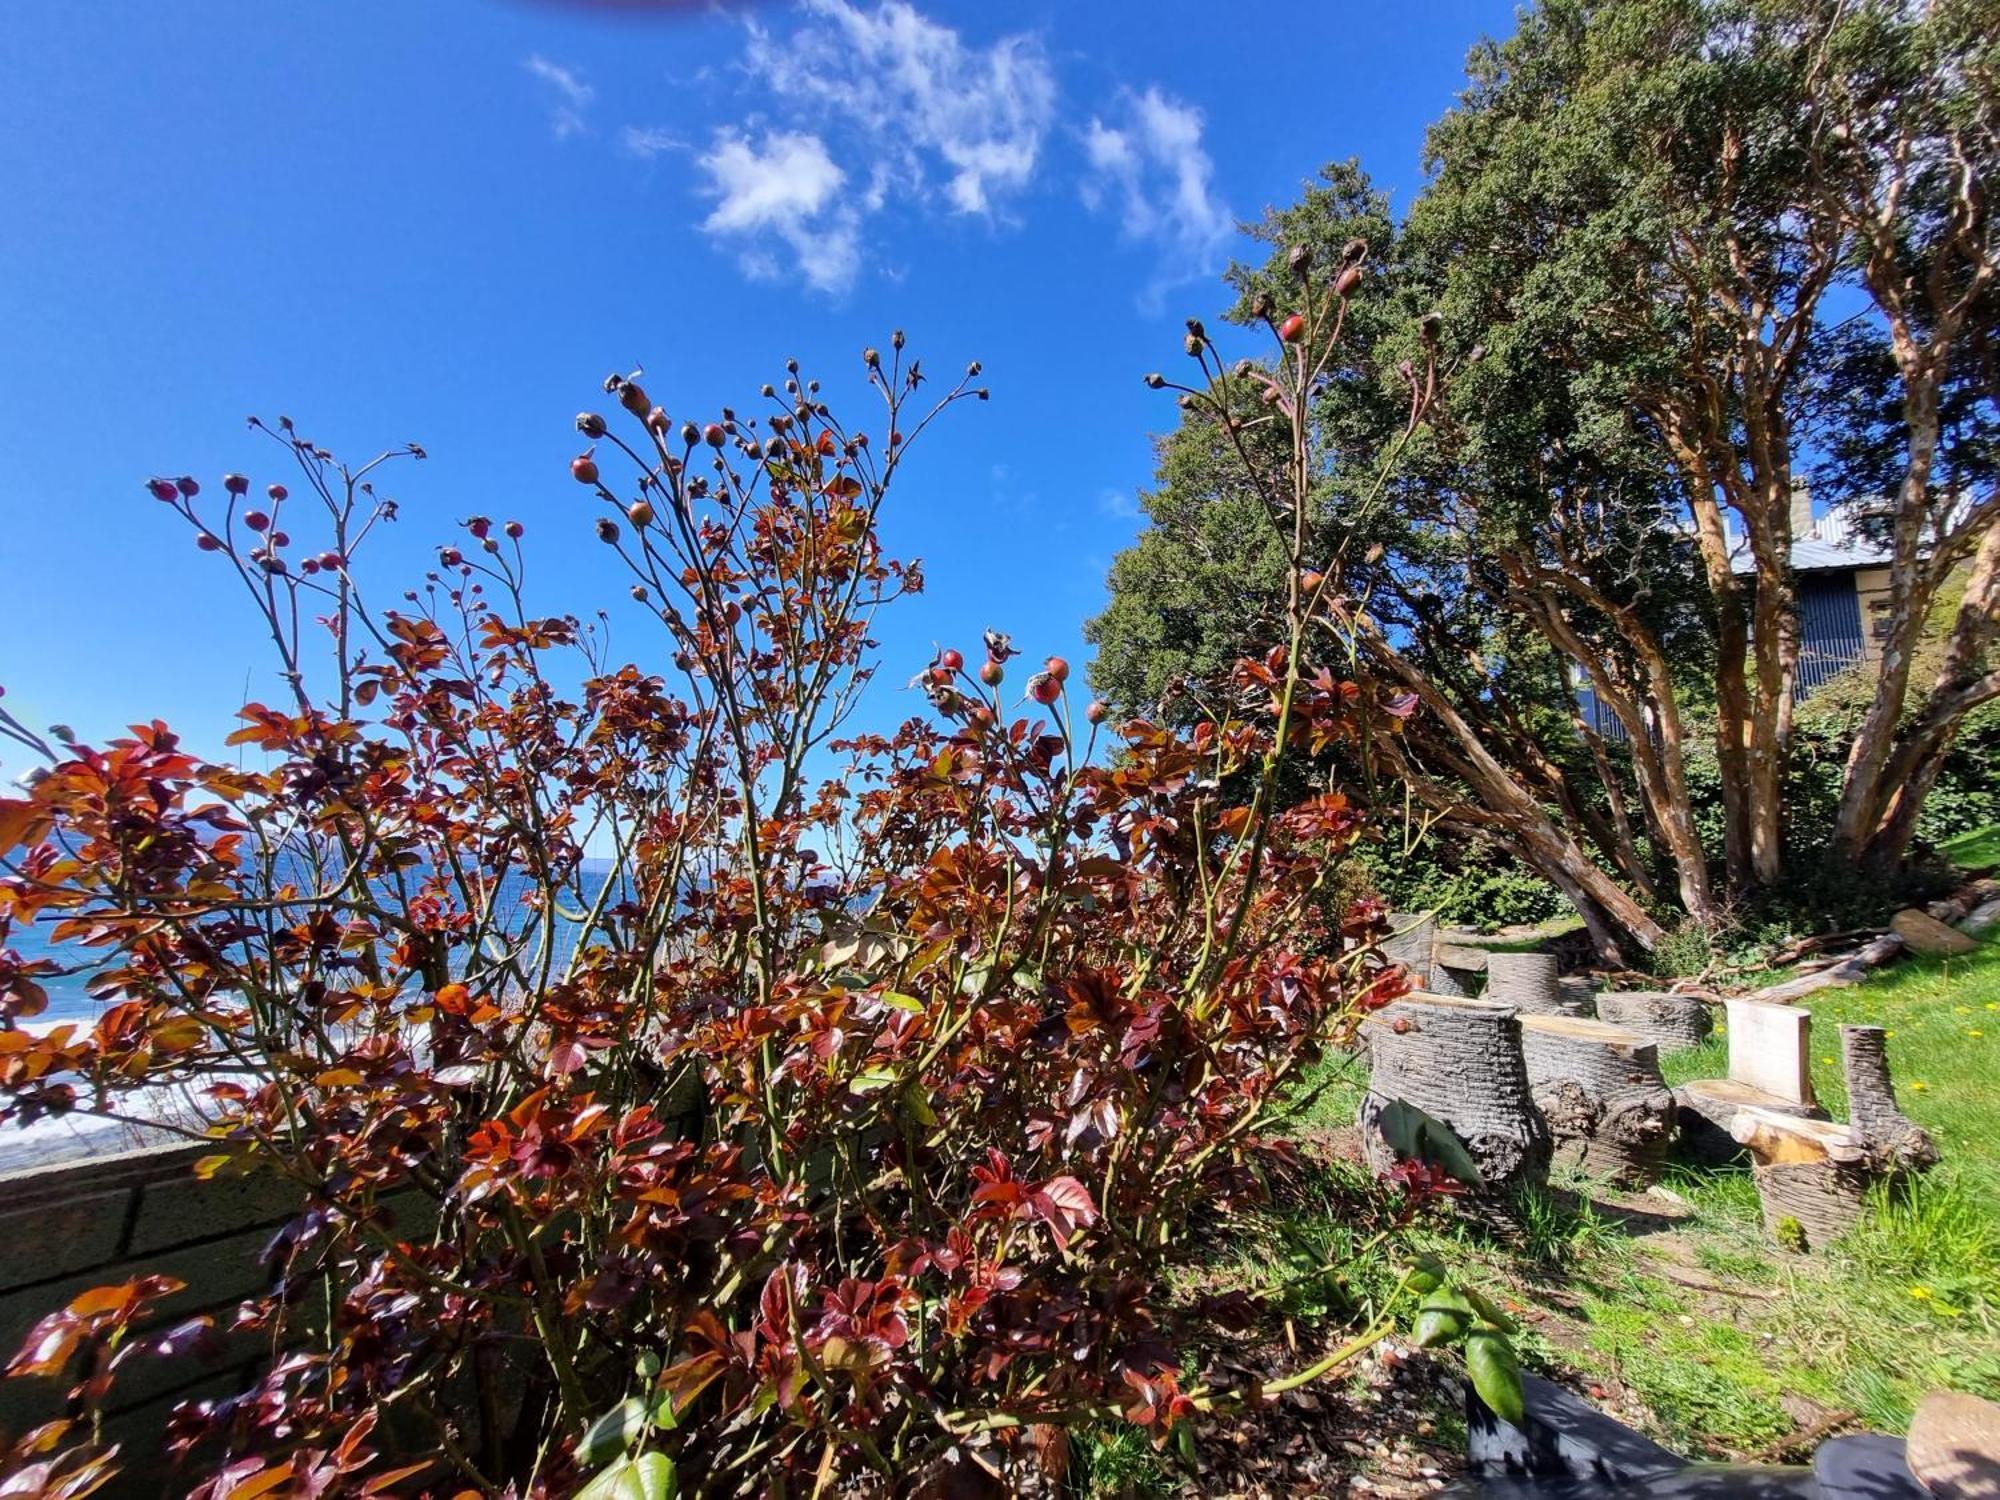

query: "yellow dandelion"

left=1910, top=1285, right=1934, bottom=1300
left=1970, top=1029, right=1985, bottom=1038
left=1955, top=1006, right=1971, bottom=1015
left=1910, top=1080, right=1930, bottom=1091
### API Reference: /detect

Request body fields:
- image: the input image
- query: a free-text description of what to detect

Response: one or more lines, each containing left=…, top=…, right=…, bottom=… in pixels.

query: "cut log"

left=1485, top=952, right=1589, bottom=1016
left=1594, top=990, right=1714, bottom=1053
left=1730, top=1107, right=1876, bottom=1251
left=1518, top=1015, right=1675, bottom=1185
left=1358, top=994, right=1550, bottom=1192
left=1675, top=1077, right=1824, bottom=1165
left=1841, top=1025, right=1938, bottom=1172
left=1435, top=942, right=1491, bottom=974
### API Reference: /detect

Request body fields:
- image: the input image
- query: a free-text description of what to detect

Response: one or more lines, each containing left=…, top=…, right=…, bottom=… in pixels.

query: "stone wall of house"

left=0, top=1143, right=299, bottom=1486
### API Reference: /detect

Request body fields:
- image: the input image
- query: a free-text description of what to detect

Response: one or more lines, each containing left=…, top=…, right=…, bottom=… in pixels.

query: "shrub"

left=0, top=311, right=1508, bottom=1493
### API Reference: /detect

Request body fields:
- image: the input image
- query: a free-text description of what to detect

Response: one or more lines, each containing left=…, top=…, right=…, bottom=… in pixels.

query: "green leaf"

left=1412, top=1306, right=1468, bottom=1349
left=626, top=1452, right=678, bottom=1500
left=578, top=1398, right=647, bottom=1466
left=881, top=990, right=926, bottom=1013
left=1466, top=1328, right=1525, bottom=1427
left=847, top=1066, right=899, bottom=1095
left=1460, top=1286, right=1518, bottom=1334
left=1375, top=1098, right=1483, bottom=1186
left=1403, top=1252, right=1447, bottom=1294
left=901, top=1081, right=938, bottom=1127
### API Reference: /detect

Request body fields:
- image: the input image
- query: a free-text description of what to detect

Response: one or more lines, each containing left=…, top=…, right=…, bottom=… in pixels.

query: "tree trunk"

left=1519, top=1015, right=1676, bottom=1185
left=1357, top=995, right=1551, bottom=1192
left=1855, top=522, right=2000, bottom=874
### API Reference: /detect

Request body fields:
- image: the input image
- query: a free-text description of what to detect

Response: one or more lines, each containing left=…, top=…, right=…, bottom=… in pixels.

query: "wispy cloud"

left=525, top=55, right=595, bottom=140
left=1082, top=87, right=1234, bottom=308
left=621, top=125, right=683, bottom=160
left=680, top=0, right=1055, bottom=291
left=697, top=128, right=861, bottom=294
left=744, top=0, right=1057, bottom=217
left=1099, top=487, right=1144, bottom=521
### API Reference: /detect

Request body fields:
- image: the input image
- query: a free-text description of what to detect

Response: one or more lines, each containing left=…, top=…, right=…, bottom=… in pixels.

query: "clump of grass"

left=1075, top=1425, right=1177, bottom=1498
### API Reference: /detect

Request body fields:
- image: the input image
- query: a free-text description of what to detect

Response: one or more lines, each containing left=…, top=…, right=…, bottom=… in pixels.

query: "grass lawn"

left=1939, top=823, right=2000, bottom=872
left=1266, top=939, right=2000, bottom=1462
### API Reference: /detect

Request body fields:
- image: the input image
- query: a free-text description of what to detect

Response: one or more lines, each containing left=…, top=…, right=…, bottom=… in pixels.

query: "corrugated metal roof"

left=1729, top=501, right=1894, bottom=575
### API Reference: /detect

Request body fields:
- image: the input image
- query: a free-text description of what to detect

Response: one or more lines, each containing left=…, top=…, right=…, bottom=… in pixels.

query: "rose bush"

left=0, top=278, right=1504, bottom=1496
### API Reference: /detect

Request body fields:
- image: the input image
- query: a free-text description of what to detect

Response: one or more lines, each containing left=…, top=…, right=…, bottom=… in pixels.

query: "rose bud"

left=1144, top=372, right=1165, bottom=389
left=1184, top=333, right=1204, bottom=357
left=244, top=510, right=270, bottom=531
left=1280, top=314, right=1307, bottom=343
left=628, top=500, right=654, bottom=528
left=176, top=476, right=200, bottom=497
left=1044, top=655, right=1069, bottom=683
left=147, top=478, right=179, bottom=502
left=595, top=517, right=620, bottom=544
left=980, top=659, right=1004, bottom=687
left=864, top=346, right=881, bottom=367
left=576, top=412, right=607, bottom=438
left=270, top=530, right=289, bottom=547
left=439, top=546, right=462, bottom=568
left=1086, top=700, right=1107, bottom=725
left=267, top=483, right=288, bottom=501
left=1334, top=265, right=1363, bottom=298
left=702, top=423, right=726, bottom=448
left=619, top=381, right=650, bottom=417
left=1302, top=569, right=1324, bottom=593
left=679, top=421, right=700, bottom=447
left=504, top=520, right=523, bottom=539
left=1288, top=243, right=1312, bottom=277
left=261, top=556, right=286, bottom=575
left=571, top=453, right=599, bottom=485
left=631, top=585, right=649, bottom=603
left=940, top=648, right=964, bottom=672
left=301, top=557, right=321, bottom=574
left=318, top=552, right=342, bottom=570
left=195, top=533, right=222, bottom=551
left=1340, top=236, right=1367, bottom=267
left=1027, top=671, right=1061, bottom=705
left=224, top=473, right=249, bottom=495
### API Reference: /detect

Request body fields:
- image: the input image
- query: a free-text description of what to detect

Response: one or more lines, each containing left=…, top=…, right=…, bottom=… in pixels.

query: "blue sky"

left=0, top=0, right=1519, bottom=781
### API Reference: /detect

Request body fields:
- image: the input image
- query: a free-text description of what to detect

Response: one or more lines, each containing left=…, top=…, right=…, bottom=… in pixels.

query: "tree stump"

left=1594, top=990, right=1713, bottom=1053
left=1485, top=952, right=1588, bottom=1016
left=1731, top=1108, right=1878, bottom=1250
left=1557, top=975, right=1599, bottom=1017
left=1518, top=1016, right=1676, bottom=1185
left=1358, top=995, right=1550, bottom=1191
left=1735, top=1027, right=1937, bottom=1251
left=1382, top=910, right=1440, bottom=987
left=1840, top=1024, right=1938, bottom=1171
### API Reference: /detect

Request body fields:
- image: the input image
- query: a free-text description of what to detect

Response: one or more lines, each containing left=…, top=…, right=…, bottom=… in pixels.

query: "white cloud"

left=1099, top=487, right=1143, bottom=521
left=524, top=55, right=595, bottom=140
left=1081, top=87, right=1234, bottom=306
left=743, top=0, right=1056, bottom=216
left=621, top=125, right=682, bottom=160
left=697, top=129, right=861, bottom=293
